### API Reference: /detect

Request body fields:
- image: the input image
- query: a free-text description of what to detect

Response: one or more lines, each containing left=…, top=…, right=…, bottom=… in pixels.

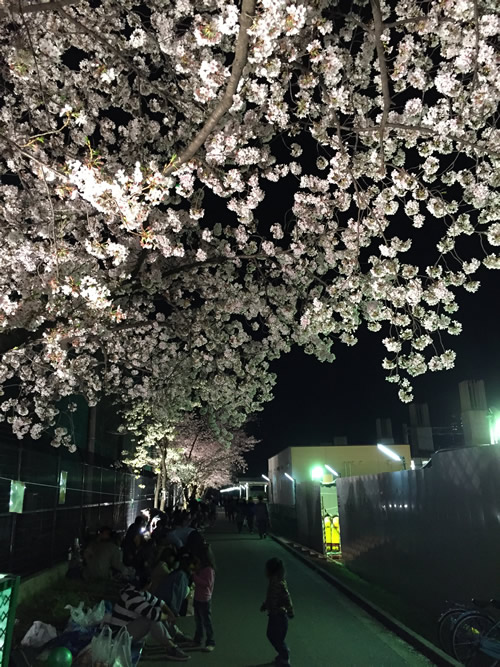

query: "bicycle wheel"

left=452, top=612, right=495, bottom=664
left=439, top=607, right=467, bottom=655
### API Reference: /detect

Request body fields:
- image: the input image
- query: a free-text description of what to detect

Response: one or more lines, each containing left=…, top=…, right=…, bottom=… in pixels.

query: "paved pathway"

left=141, top=518, right=432, bottom=666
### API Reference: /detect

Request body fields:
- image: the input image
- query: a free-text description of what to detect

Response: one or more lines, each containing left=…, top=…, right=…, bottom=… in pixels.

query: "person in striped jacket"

left=110, top=570, right=190, bottom=662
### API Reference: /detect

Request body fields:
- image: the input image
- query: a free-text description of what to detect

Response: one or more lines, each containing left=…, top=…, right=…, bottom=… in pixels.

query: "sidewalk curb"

left=270, top=534, right=461, bottom=667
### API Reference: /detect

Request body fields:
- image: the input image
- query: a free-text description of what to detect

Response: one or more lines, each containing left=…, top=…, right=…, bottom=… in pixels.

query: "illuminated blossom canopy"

left=123, top=409, right=256, bottom=505
left=0, top=0, right=499, bottom=449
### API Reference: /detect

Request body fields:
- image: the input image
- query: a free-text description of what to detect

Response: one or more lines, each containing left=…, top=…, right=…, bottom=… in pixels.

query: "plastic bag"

left=90, top=624, right=113, bottom=665
left=21, top=620, right=57, bottom=648
left=185, top=587, right=195, bottom=617
left=65, top=600, right=106, bottom=630
left=110, top=627, right=132, bottom=667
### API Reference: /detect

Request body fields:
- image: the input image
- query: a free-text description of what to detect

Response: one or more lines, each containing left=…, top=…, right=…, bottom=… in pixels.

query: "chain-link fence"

left=0, top=438, right=154, bottom=576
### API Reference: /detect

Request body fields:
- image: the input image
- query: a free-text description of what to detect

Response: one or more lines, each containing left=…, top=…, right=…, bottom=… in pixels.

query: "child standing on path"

left=191, top=542, right=216, bottom=652
left=260, top=557, right=294, bottom=666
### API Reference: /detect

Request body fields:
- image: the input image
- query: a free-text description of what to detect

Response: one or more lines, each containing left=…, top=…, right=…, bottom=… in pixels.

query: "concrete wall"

left=269, top=445, right=410, bottom=506
left=336, top=445, right=500, bottom=614
left=268, top=448, right=294, bottom=506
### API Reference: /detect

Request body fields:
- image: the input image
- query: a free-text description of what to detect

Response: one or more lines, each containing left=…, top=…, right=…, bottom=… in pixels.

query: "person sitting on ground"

left=83, top=526, right=131, bottom=582
left=165, top=511, right=194, bottom=549
left=153, top=553, right=195, bottom=645
left=151, top=518, right=169, bottom=545
left=151, top=545, right=178, bottom=593
left=154, top=553, right=194, bottom=616
left=109, top=569, right=190, bottom=662
left=122, top=515, right=147, bottom=568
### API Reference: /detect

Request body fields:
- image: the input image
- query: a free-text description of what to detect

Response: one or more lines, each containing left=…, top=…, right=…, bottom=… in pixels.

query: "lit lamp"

left=284, top=472, right=296, bottom=505
left=489, top=412, right=500, bottom=445
left=377, top=443, right=406, bottom=470
left=262, top=474, right=270, bottom=482
left=325, top=465, right=340, bottom=477
left=311, top=465, right=324, bottom=481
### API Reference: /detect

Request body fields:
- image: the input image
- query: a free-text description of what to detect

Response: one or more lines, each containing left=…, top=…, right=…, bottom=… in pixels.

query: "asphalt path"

left=141, top=518, right=432, bottom=666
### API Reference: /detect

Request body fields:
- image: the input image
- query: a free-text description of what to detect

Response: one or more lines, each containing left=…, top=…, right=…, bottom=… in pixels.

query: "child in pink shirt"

left=192, top=542, right=216, bottom=652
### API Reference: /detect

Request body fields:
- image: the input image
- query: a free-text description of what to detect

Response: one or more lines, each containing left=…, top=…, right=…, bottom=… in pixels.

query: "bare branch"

left=0, top=0, right=78, bottom=18
left=347, top=122, right=499, bottom=156
left=0, top=132, right=68, bottom=179
left=164, top=0, right=256, bottom=176
left=370, top=0, right=391, bottom=175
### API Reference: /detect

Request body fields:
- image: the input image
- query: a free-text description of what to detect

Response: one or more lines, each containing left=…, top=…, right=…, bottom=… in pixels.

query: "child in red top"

left=261, top=557, right=293, bottom=666
left=191, top=542, right=216, bottom=652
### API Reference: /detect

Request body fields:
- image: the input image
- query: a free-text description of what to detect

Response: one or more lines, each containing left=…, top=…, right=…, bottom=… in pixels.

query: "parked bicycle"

left=438, top=599, right=500, bottom=665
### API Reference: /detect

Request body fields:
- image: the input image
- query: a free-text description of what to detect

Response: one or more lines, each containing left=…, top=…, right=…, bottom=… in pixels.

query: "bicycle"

left=438, top=599, right=500, bottom=665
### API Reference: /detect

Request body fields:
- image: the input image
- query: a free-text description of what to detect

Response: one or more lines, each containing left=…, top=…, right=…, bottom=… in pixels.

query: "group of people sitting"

left=79, top=506, right=217, bottom=662
left=224, top=495, right=271, bottom=537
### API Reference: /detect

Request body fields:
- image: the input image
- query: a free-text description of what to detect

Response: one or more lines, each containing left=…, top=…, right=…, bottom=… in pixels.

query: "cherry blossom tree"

left=123, top=410, right=256, bottom=509
left=0, top=0, right=498, bottom=447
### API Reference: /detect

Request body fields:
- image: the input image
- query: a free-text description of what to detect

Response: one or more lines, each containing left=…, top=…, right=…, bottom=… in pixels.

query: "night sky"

left=245, top=277, right=500, bottom=476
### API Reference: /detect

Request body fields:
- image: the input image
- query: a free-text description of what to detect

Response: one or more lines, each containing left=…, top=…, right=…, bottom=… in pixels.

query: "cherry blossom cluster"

left=0, top=0, right=498, bottom=448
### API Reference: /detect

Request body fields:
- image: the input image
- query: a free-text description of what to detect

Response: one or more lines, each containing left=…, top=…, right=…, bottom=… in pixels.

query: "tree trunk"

left=154, top=475, right=160, bottom=509
left=159, top=445, right=167, bottom=512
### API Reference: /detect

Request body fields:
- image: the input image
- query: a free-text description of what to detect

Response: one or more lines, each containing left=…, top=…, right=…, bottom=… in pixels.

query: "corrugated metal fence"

left=0, top=438, right=155, bottom=575
left=337, top=445, right=500, bottom=614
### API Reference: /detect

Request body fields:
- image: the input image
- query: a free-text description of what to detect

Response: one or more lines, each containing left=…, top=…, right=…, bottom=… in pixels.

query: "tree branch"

left=164, top=0, right=256, bottom=176
left=0, top=317, right=67, bottom=356
left=0, top=0, right=78, bottom=18
left=370, top=0, right=391, bottom=175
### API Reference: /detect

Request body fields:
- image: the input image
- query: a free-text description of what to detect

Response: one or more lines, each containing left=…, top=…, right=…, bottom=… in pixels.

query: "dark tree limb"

left=164, top=0, right=256, bottom=175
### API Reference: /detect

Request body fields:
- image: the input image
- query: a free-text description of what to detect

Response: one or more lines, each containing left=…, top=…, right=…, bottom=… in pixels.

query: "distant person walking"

left=255, top=496, right=270, bottom=539
left=227, top=498, right=236, bottom=522
left=246, top=498, right=256, bottom=533
left=260, top=557, right=294, bottom=667
left=235, top=499, right=246, bottom=534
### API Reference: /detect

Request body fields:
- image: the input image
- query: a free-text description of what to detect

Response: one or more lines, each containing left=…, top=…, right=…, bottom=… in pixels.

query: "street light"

left=311, top=465, right=324, bottom=481
left=377, top=443, right=406, bottom=470
left=325, top=465, right=340, bottom=477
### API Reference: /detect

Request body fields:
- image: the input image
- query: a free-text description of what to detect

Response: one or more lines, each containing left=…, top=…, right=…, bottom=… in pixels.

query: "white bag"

left=20, top=620, right=57, bottom=648
left=110, top=627, right=132, bottom=667
left=90, top=624, right=113, bottom=666
left=66, top=600, right=106, bottom=629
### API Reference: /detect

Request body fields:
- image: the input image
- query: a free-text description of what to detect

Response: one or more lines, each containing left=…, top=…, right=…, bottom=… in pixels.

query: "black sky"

left=245, top=277, right=500, bottom=475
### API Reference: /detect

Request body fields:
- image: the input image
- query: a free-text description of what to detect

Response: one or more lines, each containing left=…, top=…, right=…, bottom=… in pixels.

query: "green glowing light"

left=311, top=465, right=324, bottom=481
left=490, top=414, right=500, bottom=445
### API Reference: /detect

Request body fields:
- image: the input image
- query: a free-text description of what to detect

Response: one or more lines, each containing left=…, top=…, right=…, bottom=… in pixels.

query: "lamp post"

left=377, top=443, right=406, bottom=470
left=284, top=472, right=296, bottom=505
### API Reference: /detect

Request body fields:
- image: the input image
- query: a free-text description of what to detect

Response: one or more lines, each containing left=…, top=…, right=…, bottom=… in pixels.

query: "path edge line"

left=270, top=534, right=461, bottom=667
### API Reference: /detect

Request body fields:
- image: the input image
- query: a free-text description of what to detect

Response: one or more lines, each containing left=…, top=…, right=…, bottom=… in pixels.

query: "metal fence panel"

left=337, top=446, right=500, bottom=614
left=296, top=482, right=323, bottom=553
left=0, top=439, right=154, bottom=575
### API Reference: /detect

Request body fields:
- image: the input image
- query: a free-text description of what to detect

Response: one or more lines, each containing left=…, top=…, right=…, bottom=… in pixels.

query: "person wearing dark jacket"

left=260, top=558, right=294, bottom=666
left=255, top=496, right=270, bottom=539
